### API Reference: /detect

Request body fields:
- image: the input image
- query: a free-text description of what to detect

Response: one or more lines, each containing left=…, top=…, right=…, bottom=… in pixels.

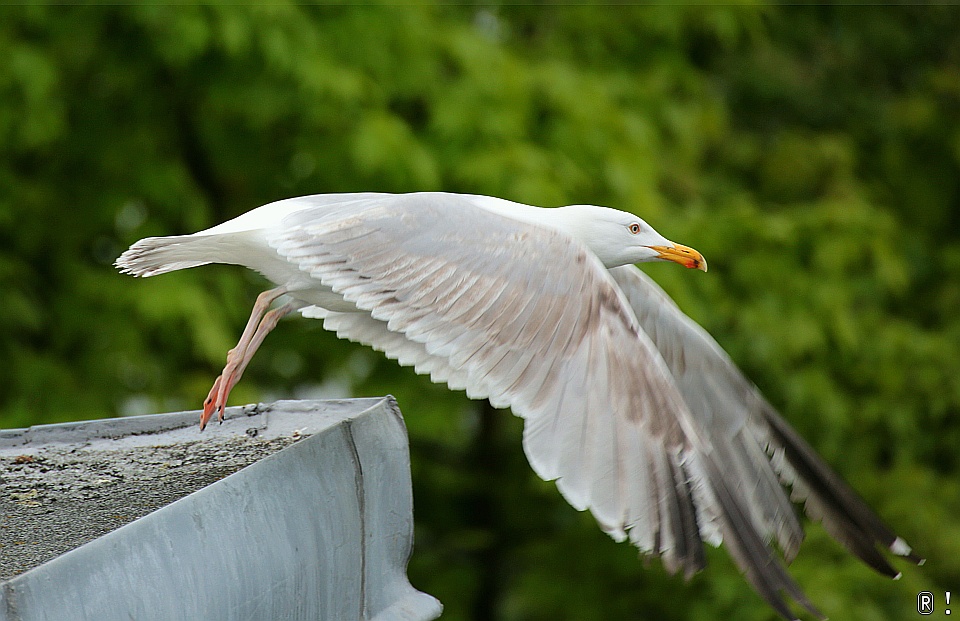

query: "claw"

left=199, top=375, right=223, bottom=431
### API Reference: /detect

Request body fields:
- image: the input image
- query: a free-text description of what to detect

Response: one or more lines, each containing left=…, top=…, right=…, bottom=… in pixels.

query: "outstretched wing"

left=609, top=264, right=922, bottom=576
left=269, top=192, right=823, bottom=619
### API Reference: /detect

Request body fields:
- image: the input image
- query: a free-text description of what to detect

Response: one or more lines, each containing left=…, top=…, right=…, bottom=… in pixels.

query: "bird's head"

left=554, top=205, right=707, bottom=271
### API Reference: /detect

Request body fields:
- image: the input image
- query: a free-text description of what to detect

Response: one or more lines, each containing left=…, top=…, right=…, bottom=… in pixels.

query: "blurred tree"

left=1, top=5, right=957, bottom=620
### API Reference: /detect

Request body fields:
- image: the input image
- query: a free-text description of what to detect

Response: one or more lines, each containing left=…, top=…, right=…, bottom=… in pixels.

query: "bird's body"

left=117, top=192, right=919, bottom=620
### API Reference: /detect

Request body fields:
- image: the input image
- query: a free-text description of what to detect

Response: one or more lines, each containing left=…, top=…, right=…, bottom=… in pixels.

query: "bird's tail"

left=115, top=234, right=215, bottom=277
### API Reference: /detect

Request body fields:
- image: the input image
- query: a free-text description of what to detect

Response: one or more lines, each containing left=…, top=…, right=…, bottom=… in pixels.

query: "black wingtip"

left=700, top=454, right=826, bottom=621
left=759, top=404, right=924, bottom=583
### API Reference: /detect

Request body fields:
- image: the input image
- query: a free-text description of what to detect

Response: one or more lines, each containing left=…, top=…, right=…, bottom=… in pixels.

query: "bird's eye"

left=628, top=223, right=642, bottom=234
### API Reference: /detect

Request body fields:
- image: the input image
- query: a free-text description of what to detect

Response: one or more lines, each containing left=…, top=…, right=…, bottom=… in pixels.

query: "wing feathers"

left=281, top=198, right=758, bottom=602
left=260, top=194, right=916, bottom=621
left=609, top=264, right=921, bottom=584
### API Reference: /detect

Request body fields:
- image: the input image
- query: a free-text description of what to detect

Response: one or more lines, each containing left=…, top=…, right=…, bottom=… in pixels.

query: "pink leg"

left=210, top=301, right=299, bottom=420
left=200, top=287, right=291, bottom=430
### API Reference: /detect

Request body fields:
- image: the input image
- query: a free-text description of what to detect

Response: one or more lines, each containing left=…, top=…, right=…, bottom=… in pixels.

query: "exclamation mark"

left=948, top=591, right=952, bottom=615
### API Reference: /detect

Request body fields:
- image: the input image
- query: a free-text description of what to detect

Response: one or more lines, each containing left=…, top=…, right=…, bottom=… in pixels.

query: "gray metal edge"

left=0, top=397, right=392, bottom=448
left=0, top=397, right=442, bottom=621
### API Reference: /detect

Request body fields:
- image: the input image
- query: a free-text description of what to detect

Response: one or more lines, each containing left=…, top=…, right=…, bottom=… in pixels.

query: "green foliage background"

left=1, top=6, right=958, bottom=620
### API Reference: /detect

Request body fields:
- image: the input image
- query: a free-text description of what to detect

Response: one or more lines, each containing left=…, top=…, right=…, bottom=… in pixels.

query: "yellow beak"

left=649, top=243, right=708, bottom=272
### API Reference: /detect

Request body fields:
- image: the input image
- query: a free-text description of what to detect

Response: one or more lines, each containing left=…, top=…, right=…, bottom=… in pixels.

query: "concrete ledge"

left=0, top=398, right=442, bottom=621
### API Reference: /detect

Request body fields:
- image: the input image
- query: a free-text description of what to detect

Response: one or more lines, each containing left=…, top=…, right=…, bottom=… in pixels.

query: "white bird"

left=116, top=192, right=920, bottom=619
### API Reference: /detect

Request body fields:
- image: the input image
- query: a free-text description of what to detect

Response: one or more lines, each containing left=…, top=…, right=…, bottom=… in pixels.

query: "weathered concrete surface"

left=0, top=398, right=442, bottom=621
left=0, top=403, right=298, bottom=580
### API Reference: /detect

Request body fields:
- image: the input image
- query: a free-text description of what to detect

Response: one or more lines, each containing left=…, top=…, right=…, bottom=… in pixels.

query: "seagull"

left=116, top=192, right=921, bottom=619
